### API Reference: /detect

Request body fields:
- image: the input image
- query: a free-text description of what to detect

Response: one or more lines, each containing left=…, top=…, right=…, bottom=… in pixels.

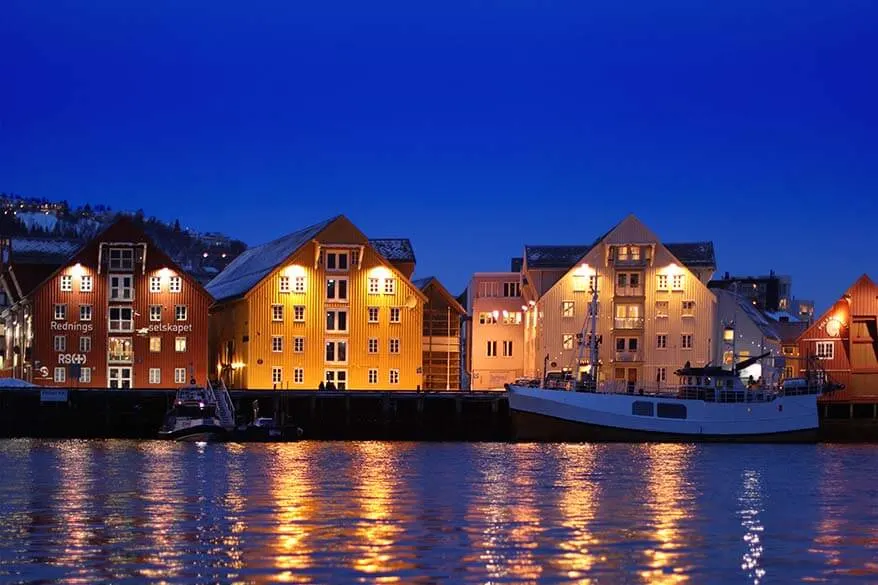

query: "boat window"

left=632, top=401, right=654, bottom=416
left=657, top=403, right=687, bottom=419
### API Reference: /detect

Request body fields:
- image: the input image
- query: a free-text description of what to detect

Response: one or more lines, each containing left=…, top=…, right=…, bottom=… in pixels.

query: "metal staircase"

left=208, top=378, right=236, bottom=430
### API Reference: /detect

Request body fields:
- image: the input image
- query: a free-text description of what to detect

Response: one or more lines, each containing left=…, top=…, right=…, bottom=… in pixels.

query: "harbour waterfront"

left=0, top=440, right=876, bottom=584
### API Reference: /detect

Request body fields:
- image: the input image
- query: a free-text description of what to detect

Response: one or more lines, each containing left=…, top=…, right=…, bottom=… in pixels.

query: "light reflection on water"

left=0, top=440, right=876, bottom=584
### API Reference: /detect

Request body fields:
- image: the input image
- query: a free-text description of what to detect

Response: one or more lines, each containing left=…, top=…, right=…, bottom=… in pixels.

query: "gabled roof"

left=413, top=276, right=466, bottom=315
left=664, top=242, right=716, bottom=269
left=5, top=237, right=82, bottom=265
left=370, top=238, right=415, bottom=263
left=206, top=216, right=339, bottom=302
left=524, top=245, right=592, bottom=269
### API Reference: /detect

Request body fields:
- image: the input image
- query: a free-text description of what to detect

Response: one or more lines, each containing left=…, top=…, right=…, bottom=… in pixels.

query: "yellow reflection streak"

left=350, top=442, right=408, bottom=582
left=555, top=445, right=600, bottom=584
left=220, top=443, right=247, bottom=576
left=55, top=441, right=94, bottom=582
left=269, top=444, right=314, bottom=584
left=738, top=470, right=765, bottom=585
left=138, top=441, right=186, bottom=581
left=641, top=444, right=693, bottom=585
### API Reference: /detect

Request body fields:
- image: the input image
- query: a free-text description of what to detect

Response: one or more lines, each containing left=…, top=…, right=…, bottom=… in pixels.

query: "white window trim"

left=271, top=367, right=283, bottom=385
left=169, top=276, right=182, bottom=293
left=54, top=304, right=67, bottom=320
left=390, top=307, right=401, bottom=323
left=272, top=304, right=284, bottom=322
left=389, top=338, right=400, bottom=354
left=60, top=275, right=72, bottom=292
left=174, top=368, right=187, bottom=384
left=368, top=369, right=379, bottom=384
left=175, top=305, right=188, bottom=321
left=326, top=277, right=349, bottom=302
left=368, top=278, right=380, bottom=295
left=271, top=335, right=283, bottom=352
left=325, top=339, right=348, bottom=364
left=816, top=341, right=834, bottom=360
left=175, top=337, right=187, bottom=352
left=79, top=305, right=92, bottom=321
left=149, top=368, right=161, bottom=384
left=389, top=369, right=400, bottom=385
left=150, top=276, right=162, bottom=293
left=150, top=305, right=162, bottom=322
left=80, top=275, right=93, bottom=292
left=54, top=367, right=66, bottom=383
left=279, top=275, right=290, bottom=293
left=384, top=277, right=396, bottom=295
left=293, top=306, right=305, bottom=322
left=293, top=275, right=306, bottom=293
left=368, top=307, right=379, bottom=323
left=294, top=368, right=304, bottom=384
left=294, top=337, right=305, bottom=353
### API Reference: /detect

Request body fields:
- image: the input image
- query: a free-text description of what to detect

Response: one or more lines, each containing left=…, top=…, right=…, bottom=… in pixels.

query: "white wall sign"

left=58, top=353, right=87, bottom=365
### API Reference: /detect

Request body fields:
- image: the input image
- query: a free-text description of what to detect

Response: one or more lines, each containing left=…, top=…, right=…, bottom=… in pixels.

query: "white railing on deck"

left=208, top=378, right=236, bottom=429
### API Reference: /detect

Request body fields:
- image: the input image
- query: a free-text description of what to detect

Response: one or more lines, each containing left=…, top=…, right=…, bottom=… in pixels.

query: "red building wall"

left=29, top=219, right=212, bottom=388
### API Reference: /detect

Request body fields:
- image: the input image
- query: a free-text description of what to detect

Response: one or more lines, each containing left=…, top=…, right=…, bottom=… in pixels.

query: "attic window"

left=325, top=251, right=349, bottom=272
left=109, top=248, right=134, bottom=271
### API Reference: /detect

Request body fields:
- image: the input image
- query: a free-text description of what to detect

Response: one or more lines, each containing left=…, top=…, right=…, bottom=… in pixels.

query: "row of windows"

left=277, top=275, right=398, bottom=296
left=53, top=304, right=188, bottom=322
left=476, top=281, right=520, bottom=298
left=269, top=336, right=402, bottom=356
left=269, top=367, right=401, bottom=386
left=59, top=274, right=183, bottom=294
left=478, top=311, right=522, bottom=325
left=52, top=335, right=191, bottom=353
left=558, top=299, right=696, bottom=318
left=271, top=306, right=403, bottom=327
left=52, top=366, right=188, bottom=384
left=485, top=340, right=514, bottom=357
left=559, top=334, right=694, bottom=351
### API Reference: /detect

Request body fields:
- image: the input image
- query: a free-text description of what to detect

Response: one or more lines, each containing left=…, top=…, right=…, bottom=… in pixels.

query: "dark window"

left=616, top=338, right=626, bottom=351
left=657, top=403, right=687, bottom=419
left=632, top=401, right=654, bottom=416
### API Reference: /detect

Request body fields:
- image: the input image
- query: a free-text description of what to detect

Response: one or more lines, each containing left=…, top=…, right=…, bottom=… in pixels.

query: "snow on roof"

left=10, top=237, right=81, bottom=262
left=764, top=310, right=801, bottom=323
left=370, top=238, right=415, bottom=262
left=525, top=245, right=591, bottom=268
left=206, top=216, right=337, bottom=302
left=736, top=296, right=782, bottom=341
left=665, top=242, right=716, bottom=268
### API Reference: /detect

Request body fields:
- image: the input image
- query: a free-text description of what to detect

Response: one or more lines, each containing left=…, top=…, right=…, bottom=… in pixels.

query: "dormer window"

left=325, top=250, right=349, bottom=272
left=109, top=248, right=134, bottom=271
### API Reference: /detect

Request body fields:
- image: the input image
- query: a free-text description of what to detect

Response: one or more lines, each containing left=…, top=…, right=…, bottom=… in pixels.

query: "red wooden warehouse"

left=1, top=217, right=212, bottom=388
left=797, top=274, right=878, bottom=403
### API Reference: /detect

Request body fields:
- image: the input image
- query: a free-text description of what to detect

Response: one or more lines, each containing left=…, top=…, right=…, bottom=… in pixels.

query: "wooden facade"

left=468, top=272, right=526, bottom=389
left=2, top=218, right=212, bottom=388
left=521, top=215, right=716, bottom=389
left=415, top=277, right=465, bottom=391
left=797, top=275, right=878, bottom=402
left=207, top=216, right=426, bottom=390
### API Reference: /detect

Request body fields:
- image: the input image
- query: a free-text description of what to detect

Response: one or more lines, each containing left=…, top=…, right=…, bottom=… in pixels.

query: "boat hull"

left=508, top=386, right=819, bottom=443
left=158, top=424, right=228, bottom=442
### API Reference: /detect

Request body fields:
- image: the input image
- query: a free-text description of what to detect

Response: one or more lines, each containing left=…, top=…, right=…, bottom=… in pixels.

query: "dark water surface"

left=0, top=440, right=876, bottom=584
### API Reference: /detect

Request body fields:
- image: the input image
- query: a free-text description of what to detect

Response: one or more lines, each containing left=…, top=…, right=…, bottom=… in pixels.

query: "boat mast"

left=588, top=274, right=599, bottom=388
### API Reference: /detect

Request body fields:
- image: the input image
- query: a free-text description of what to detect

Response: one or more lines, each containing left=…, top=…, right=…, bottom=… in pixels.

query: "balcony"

left=614, top=317, right=644, bottom=329
left=614, top=351, right=643, bottom=363
left=611, top=256, right=649, bottom=268
left=614, top=286, right=645, bottom=297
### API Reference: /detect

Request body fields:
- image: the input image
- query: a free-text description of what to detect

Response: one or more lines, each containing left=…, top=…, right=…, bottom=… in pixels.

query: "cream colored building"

left=520, top=215, right=717, bottom=390
left=467, top=271, right=525, bottom=389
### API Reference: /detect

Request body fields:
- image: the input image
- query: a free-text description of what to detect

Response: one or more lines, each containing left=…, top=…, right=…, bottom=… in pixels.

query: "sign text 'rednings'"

left=146, top=323, right=193, bottom=333
left=50, top=321, right=94, bottom=333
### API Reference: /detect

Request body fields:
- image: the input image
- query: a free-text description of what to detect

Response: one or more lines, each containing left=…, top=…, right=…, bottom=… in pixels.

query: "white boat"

left=508, top=357, right=841, bottom=443
left=158, top=383, right=236, bottom=442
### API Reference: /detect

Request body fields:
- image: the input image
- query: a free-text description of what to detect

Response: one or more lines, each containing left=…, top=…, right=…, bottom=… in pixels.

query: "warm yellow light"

left=492, top=310, right=500, bottom=319
left=573, top=263, right=593, bottom=277
left=723, top=328, right=734, bottom=342
left=367, top=265, right=391, bottom=279
left=502, top=310, right=509, bottom=318
left=159, top=267, right=170, bottom=278
left=71, top=263, right=84, bottom=277
left=284, top=264, right=306, bottom=276
left=231, top=361, right=245, bottom=370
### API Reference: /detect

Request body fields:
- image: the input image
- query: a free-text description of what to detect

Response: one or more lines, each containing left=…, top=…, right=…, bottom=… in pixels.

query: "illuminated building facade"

left=0, top=218, right=211, bottom=387
left=796, top=274, right=878, bottom=402
left=520, top=214, right=717, bottom=389
left=207, top=215, right=426, bottom=390
left=413, top=277, right=466, bottom=390
left=466, top=270, right=525, bottom=389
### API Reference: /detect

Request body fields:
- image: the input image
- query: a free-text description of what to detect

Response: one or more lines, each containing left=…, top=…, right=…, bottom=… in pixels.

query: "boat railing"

left=571, top=380, right=780, bottom=403
left=208, top=379, right=236, bottom=429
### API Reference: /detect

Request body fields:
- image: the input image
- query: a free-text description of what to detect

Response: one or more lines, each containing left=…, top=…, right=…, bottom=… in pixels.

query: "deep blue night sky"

left=3, top=1, right=876, bottom=311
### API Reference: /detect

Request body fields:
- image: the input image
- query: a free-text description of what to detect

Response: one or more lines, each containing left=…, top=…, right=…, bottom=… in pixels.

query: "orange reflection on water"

left=268, top=444, right=315, bottom=584
left=349, top=442, right=409, bottom=582
left=467, top=445, right=543, bottom=584
left=137, top=441, right=187, bottom=581
left=554, top=445, right=601, bottom=584
left=55, top=441, right=94, bottom=580
left=640, top=444, right=694, bottom=584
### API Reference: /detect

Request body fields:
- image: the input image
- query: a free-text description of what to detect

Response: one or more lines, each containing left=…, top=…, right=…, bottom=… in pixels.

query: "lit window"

left=60, top=275, right=72, bottom=292
left=293, top=275, right=306, bottom=293
left=682, top=300, right=695, bottom=316
left=169, top=276, right=182, bottom=293
left=368, top=369, right=378, bottom=384
left=279, top=275, right=290, bottom=293
left=326, top=309, right=348, bottom=332
left=272, top=304, right=284, bottom=322
left=390, top=307, right=401, bottom=323
left=175, top=305, right=187, bottom=321
left=272, top=367, right=283, bottom=384
left=54, top=367, right=66, bottom=383
left=562, top=334, right=575, bottom=350
left=816, top=341, right=834, bottom=359
left=681, top=334, right=693, bottom=349
left=293, top=306, right=305, bottom=322
left=503, top=312, right=522, bottom=325
left=79, top=336, right=91, bottom=353
left=79, top=305, right=92, bottom=321
left=149, top=337, right=161, bottom=352
left=368, top=278, right=380, bottom=294
left=561, top=301, right=574, bottom=318
left=174, top=368, right=187, bottom=384
left=150, top=305, right=161, bottom=321
left=54, top=335, right=66, bottom=352
left=384, top=278, right=396, bottom=295
left=389, top=369, right=399, bottom=385
left=294, top=337, right=304, bottom=353
left=175, top=337, right=187, bottom=352
left=368, top=307, right=379, bottom=323
left=326, top=277, right=348, bottom=301
left=368, top=338, right=379, bottom=353
left=486, top=340, right=497, bottom=357
left=150, top=277, right=161, bottom=293
left=54, top=304, right=67, bottom=320
left=389, top=338, right=400, bottom=354
left=149, top=368, right=161, bottom=384
left=80, top=275, right=93, bottom=292
left=272, top=336, right=283, bottom=352
left=479, top=312, right=497, bottom=325
left=655, top=300, right=669, bottom=317
left=294, top=368, right=304, bottom=384
left=502, top=340, right=513, bottom=357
